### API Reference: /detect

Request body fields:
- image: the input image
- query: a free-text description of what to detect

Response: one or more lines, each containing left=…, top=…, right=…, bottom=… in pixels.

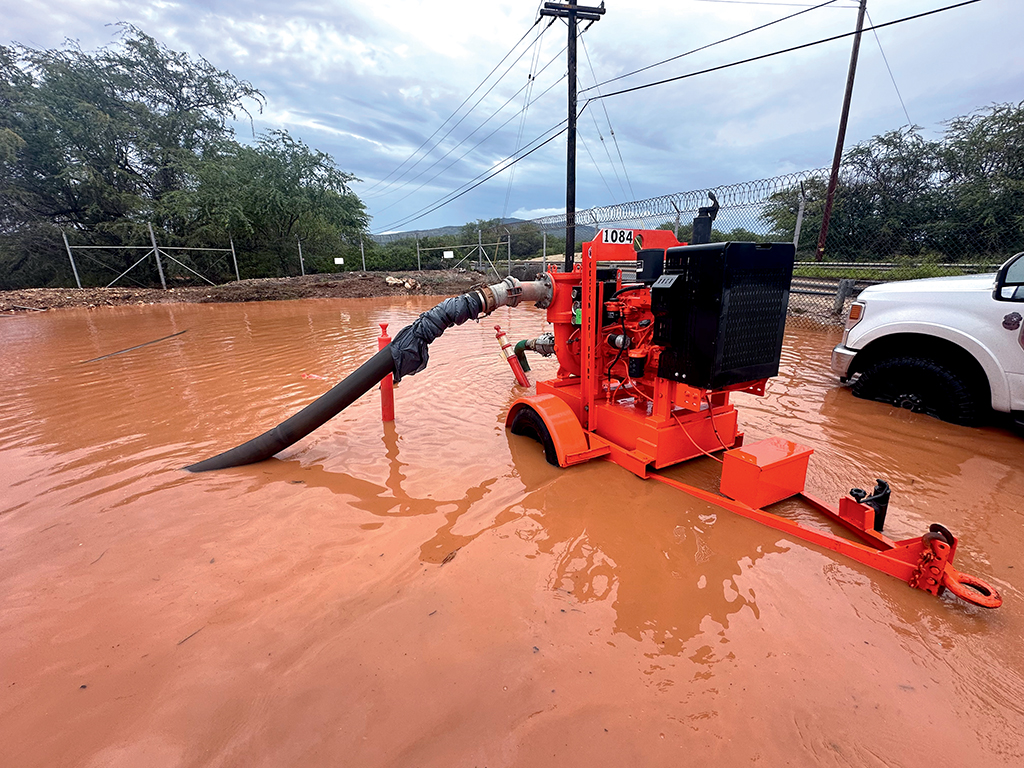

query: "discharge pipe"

left=186, top=275, right=553, bottom=472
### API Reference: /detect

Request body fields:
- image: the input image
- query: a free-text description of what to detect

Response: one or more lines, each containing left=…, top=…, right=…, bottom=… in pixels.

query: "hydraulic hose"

left=185, top=274, right=553, bottom=472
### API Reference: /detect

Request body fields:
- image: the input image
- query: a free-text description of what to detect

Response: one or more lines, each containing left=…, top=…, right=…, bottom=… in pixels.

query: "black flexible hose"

left=186, top=347, right=395, bottom=472
left=185, top=290, right=485, bottom=473
left=609, top=284, right=645, bottom=301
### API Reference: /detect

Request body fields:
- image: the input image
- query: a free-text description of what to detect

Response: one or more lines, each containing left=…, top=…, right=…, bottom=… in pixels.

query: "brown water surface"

left=2, top=298, right=1022, bottom=767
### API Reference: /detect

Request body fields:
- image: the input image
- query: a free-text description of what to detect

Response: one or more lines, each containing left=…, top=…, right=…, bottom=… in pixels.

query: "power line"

left=373, top=0, right=974, bottom=237
left=363, top=17, right=544, bottom=197
left=375, top=120, right=573, bottom=234
left=501, top=23, right=549, bottom=221
left=370, top=34, right=568, bottom=206
left=585, top=1, right=982, bottom=103
left=582, top=0, right=842, bottom=94
left=581, top=79, right=628, bottom=199
left=866, top=9, right=913, bottom=126
left=374, top=80, right=567, bottom=226
left=580, top=32, right=634, bottom=199
left=372, top=57, right=568, bottom=217
left=578, top=130, right=618, bottom=200
left=366, top=22, right=550, bottom=201
left=693, top=0, right=856, bottom=6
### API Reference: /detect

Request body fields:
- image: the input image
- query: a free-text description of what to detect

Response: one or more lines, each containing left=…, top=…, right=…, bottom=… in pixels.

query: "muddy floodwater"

left=2, top=297, right=1022, bottom=767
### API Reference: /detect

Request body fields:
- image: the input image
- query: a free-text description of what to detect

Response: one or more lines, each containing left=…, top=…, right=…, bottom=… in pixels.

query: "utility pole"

left=539, top=1, right=605, bottom=272
left=816, top=0, right=867, bottom=262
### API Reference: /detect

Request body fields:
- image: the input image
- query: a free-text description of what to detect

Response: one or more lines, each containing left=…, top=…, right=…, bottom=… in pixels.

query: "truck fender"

left=852, top=321, right=1010, bottom=412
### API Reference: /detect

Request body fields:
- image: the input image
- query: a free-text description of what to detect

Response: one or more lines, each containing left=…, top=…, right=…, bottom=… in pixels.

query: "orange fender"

left=506, top=394, right=589, bottom=467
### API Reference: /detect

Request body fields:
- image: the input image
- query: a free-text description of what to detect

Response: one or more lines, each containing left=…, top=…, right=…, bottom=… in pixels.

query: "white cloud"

left=5, top=0, right=1022, bottom=232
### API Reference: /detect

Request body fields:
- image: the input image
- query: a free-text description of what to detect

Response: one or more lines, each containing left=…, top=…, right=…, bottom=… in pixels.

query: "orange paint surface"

left=1, top=298, right=1022, bottom=767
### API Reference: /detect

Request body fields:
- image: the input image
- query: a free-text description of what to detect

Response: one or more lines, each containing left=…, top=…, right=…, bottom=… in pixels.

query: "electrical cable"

left=704, top=394, right=730, bottom=453
left=581, top=0, right=841, bottom=94
left=364, top=17, right=546, bottom=198
left=865, top=9, right=913, bottom=126
left=374, top=119, right=573, bottom=233
left=693, top=0, right=855, bottom=6
left=374, top=0, right=835, bottom=233
left=372, top=69, right=568, bottom=219
left=502, top=20, right=549, bottom=222
left=578, top=130, right=617, bottom=199
left=378, top=121, right=566, bottom=231
left=606, top=317, right=627, bottom=383
left=580, top=73, right=628, bottom=199
left=579, top=34, right=634, bottom=199
left=584, top=1, right=982, bottom=103
left=371, top=37, right=568, bottom=211
left=672, top=411, right=726, bottom=464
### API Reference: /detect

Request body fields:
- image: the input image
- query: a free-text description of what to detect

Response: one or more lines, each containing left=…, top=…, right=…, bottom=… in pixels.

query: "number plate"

left=601, top=229, right=634, bottom=245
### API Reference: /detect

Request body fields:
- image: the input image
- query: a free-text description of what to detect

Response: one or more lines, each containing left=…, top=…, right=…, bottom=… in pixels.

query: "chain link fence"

left=505, top=166, right=1018, bottom=322
left=12, top=165, right=1020, bottom=323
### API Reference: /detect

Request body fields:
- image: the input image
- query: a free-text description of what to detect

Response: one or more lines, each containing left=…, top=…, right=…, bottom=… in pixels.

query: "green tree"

left=937, top=101, right=1024, bottom=256
left=0, top=26, right=369, bottom=288
left=167, top=130, right=367, bottom=276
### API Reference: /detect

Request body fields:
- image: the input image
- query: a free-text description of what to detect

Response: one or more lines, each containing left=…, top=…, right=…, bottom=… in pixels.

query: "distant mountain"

left=373, top=219, right=597, bottom=244
left=373, top=218, right=528, bottom=243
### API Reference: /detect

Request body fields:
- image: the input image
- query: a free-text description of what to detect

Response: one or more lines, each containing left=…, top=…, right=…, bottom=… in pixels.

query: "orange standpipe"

left=378, top=323, right=395, bottom=422
left=495, top=324, right=530, bottom=387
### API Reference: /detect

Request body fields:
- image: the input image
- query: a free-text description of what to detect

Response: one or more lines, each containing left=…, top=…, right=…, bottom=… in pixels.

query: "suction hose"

left=185, top=274, right=553, bottom=472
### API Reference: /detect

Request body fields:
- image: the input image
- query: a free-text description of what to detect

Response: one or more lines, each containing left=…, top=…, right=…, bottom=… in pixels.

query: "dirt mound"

left=0, top=270, right=486, bottom=313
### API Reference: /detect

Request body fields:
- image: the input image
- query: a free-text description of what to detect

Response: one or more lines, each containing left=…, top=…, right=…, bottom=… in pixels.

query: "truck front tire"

left=851, top=355, right=984, bottom=426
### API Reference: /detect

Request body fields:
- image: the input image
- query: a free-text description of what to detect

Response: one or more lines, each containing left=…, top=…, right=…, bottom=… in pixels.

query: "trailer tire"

left=509, top=406, right=559, bottom=467
left=851, top=355, right=983, bottom=426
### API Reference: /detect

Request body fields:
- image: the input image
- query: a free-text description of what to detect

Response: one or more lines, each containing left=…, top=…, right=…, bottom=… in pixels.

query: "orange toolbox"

left=720, top=437, right=814, bottom=508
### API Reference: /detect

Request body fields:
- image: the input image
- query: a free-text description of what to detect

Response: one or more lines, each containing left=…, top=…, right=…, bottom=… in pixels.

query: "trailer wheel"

left=509, top=406, right=559, bottom=466
left=851, top=355, right=983, bottom=426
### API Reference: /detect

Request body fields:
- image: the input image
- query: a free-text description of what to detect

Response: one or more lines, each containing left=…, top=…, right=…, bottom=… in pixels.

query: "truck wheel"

left=509, top=406, right=560, bottom=466
left=851, top=356, right=984, bottom=426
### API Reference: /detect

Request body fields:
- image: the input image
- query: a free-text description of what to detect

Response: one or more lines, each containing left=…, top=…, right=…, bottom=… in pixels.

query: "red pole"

left=378, top=323, right=395, bottom=422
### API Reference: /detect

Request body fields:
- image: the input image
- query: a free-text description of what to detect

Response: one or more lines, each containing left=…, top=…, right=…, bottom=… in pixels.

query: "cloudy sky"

left=6, top=0, right=1022, bottom=233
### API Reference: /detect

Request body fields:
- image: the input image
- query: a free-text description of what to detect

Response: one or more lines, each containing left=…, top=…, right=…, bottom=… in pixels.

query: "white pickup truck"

left=831, top=251, right=1024, bottom=426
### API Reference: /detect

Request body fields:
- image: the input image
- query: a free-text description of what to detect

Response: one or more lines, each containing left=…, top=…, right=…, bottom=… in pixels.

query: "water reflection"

left=265, top=416, right=786, bottom=659
left=506, top=432, right=788, bottom=658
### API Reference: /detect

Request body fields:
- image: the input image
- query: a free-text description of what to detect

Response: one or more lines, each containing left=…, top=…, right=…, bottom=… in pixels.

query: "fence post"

left=230, top=237, right=240, bottom=281
left=360, top=238, right=366, bottom=271
left=297, top=238, right=305, bottom=276
left=507, top=231, right=511, bottom=277
left=416, top=239, right=421, bottom=271
left=148, top=223, right=167, bottom=290
left=477, top=230, right=483, bottom=271
left=833, top=278, right=855, bottom=315
left=793, top=186, right=807, bottom=249
left=61, top=231, right=82, bottom=289
left=542, top=231, right=547, bottom=273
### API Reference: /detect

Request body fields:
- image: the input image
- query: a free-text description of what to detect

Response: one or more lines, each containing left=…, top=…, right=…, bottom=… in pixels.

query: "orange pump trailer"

left=506, top=230, right=1001, bottom=609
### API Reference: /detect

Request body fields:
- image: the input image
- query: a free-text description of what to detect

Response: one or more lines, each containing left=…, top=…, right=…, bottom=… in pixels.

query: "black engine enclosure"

left=651, top=241, right=794, bottom=389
